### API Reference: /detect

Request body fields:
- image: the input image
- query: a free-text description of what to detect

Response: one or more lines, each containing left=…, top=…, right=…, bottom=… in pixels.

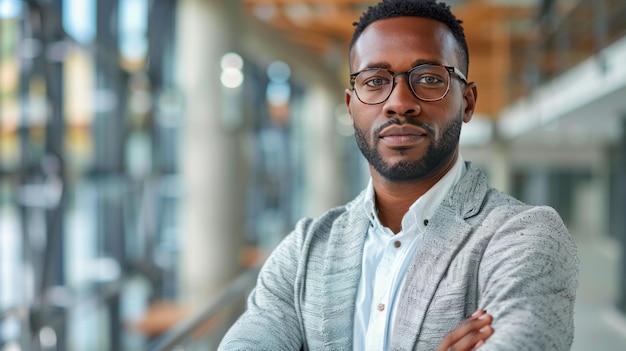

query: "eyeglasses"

left=349, top=63, right=467, bottom=105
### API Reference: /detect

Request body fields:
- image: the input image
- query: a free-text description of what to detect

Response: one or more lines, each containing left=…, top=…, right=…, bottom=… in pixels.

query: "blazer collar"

left=321, top=192, right=370, bottom=349
left=391, top=162, right=490, bottom=349
left=444, top=162, right=489, bottom=220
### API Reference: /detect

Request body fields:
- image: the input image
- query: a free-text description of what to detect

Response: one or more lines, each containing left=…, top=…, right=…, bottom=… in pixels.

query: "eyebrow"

left=361, top=62, right=392, bottom=70
left=360, top=59, right=444, bottom=72
left=411, top=59, right=443, bottom=67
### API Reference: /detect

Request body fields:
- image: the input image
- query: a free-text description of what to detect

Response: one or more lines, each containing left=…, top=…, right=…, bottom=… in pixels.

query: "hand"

left=436, top=310, right=494, bottom=351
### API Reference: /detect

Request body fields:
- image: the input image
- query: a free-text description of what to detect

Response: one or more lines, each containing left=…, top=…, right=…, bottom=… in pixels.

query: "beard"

left=354, top=112, right=462, bottom=182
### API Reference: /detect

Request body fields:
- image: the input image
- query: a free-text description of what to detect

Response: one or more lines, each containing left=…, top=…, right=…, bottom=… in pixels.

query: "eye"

left=356, top=69, right=392, bottom=90
left=415, top=75, right=444, bottom=85
left=364, top=77, right=390, bottom=88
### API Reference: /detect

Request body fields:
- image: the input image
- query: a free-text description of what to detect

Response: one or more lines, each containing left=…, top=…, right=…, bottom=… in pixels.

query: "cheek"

left=352, top=118, right=370, bottom=139
left=350, top=104, right=379, bottom=132
left=430, top=101, right=461, bottom=131
left=352, top=117, right=377, bottom=144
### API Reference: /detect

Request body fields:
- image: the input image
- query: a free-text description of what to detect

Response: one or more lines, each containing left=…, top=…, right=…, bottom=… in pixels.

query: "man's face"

left=346, top=16, right=476, bottom=182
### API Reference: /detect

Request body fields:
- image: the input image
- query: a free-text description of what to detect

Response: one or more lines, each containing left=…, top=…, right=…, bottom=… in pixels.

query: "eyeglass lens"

left=354, top=64, right=451, bottom=104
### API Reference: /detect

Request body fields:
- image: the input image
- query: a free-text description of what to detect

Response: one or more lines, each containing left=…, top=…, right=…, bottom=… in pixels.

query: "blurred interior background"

left=1, top=0, right=626, bottom=350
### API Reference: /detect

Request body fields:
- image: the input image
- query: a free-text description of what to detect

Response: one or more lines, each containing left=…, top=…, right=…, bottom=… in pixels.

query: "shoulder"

left=459, top=163, right=562, bottom=232
left=291, top=190, right=368, bottom=242
left=456, top=164, right=578, bottom=271
left=478, top=184, right=572, bottom=245
left=270, top=190, right=368, bottom=260
left=474, top=189, right=579, bottom=291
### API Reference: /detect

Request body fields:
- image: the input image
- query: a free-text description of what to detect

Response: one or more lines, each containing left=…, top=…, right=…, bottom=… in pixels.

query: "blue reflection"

left=119, top=0, right=148, bottom=61
left=0, top=0, right=22, bottom=19
left=62, top=0, right=96, bottom=44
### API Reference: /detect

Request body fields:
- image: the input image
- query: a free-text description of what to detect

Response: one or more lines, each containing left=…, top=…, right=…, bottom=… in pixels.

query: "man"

left=219, top=0, right=579, bottom=350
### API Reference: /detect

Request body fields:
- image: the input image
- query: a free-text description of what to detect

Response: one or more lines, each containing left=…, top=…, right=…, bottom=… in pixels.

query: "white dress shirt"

left=353, top=156, right=466, bottom=350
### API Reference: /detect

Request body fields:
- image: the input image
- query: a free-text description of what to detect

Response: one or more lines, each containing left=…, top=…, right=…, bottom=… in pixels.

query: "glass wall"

left=0, top=0, right=326, bottom=348
left=0, top=0, right=180, bottom=349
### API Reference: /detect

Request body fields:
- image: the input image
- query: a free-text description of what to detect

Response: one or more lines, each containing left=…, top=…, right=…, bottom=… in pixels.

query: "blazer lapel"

left=391, top=163, right=488, bottom=350
left=321, top=205, right=369, bottom=349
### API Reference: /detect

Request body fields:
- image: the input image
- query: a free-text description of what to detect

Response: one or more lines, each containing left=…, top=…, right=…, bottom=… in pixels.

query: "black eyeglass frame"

left=349, top=63, right=468, bottom=105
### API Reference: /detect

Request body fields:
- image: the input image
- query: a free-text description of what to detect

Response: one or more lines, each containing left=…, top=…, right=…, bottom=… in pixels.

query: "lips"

left=378, top=125, right=428, bottom=146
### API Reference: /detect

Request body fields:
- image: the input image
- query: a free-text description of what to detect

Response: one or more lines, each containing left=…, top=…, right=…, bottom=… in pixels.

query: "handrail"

left=0, top=307, right=28, bottom=321
left=145, top=267, right=261, bottom=351
left=510, top=0, right=626, bottom=101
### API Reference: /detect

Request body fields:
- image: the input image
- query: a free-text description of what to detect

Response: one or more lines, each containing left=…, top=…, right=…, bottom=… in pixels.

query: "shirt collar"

left=363, top=155, right=466, bottom=232
left=363, top=178, right=378, bottom=225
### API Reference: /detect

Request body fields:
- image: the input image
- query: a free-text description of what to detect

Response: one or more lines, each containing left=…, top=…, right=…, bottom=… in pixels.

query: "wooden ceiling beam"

left=244, top=0, right=374, bottom=5
left=242, top=0, right=546, bottom=115
left=248, top=9, right=352, bottom=44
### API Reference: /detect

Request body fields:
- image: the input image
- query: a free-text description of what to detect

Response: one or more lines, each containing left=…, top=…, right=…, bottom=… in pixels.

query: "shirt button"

left=377, top=303, right=385, bottom=311
left=394, top=240, right=401, bottom=248
left=424, top=219, right=429, bottom=226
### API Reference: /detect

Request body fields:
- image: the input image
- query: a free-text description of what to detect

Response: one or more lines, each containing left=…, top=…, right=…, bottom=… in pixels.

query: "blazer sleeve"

left=477, top=205, right=579, bottom=351
left=218, top=219, right=310, bottom=351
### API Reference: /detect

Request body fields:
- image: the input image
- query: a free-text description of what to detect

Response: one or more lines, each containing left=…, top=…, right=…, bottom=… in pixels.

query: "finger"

left=470, top=309, right=486, bottom=319
left=470, top=339, right=486, bottom=351
left=452, top=324, right=493, bottom=351
left=447, top=312, right=492, bottom=343
left=437, top=312, right=493, bottom=351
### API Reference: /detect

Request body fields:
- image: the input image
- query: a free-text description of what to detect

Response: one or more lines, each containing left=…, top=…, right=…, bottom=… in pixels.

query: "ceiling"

left=240, top=0, right=626, bottom=156
left=242, top=0, right=540, bottom=118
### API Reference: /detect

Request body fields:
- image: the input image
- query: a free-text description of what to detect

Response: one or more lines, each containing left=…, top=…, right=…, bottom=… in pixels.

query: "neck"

left=372, top=156, right=458, bottom=234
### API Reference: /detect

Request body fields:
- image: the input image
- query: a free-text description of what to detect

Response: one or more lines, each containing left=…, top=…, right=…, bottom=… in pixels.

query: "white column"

left=490, top=137, right=512, bottom=194
left=176, top=0, right=244, bottom=306
left=299, top=85, right=344, bottom=217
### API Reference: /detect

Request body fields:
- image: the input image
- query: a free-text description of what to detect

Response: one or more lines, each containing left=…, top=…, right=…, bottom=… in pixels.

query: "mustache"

left=373, top=117, right=435, bottom=136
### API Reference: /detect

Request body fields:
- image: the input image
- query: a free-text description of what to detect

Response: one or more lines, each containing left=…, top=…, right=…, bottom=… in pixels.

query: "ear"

left=345, top=88, right=354, bottom=120
left=461, top=82, right=477, bottom=123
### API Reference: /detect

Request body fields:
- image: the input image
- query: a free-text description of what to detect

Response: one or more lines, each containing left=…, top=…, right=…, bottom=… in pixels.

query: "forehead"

left=350, top=16, right=459, bottom=70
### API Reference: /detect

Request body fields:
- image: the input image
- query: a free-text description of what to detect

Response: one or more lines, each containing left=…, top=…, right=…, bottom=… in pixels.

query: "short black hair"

left=349, top=0, right=469, bottom=75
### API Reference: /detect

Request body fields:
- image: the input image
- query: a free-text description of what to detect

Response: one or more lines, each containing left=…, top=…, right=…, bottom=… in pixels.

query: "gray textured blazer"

left=219, top=162, right=579, bottom=350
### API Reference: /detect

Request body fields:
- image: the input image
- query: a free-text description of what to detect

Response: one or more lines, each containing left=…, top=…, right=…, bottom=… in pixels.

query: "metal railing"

left=511, top=0, right=626, bottom=101
left=145, top=267, right=260, bottom=351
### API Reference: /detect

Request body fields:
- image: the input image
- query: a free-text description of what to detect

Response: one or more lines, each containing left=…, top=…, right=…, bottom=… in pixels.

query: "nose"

left=383, top=75, right=421, bottom=118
